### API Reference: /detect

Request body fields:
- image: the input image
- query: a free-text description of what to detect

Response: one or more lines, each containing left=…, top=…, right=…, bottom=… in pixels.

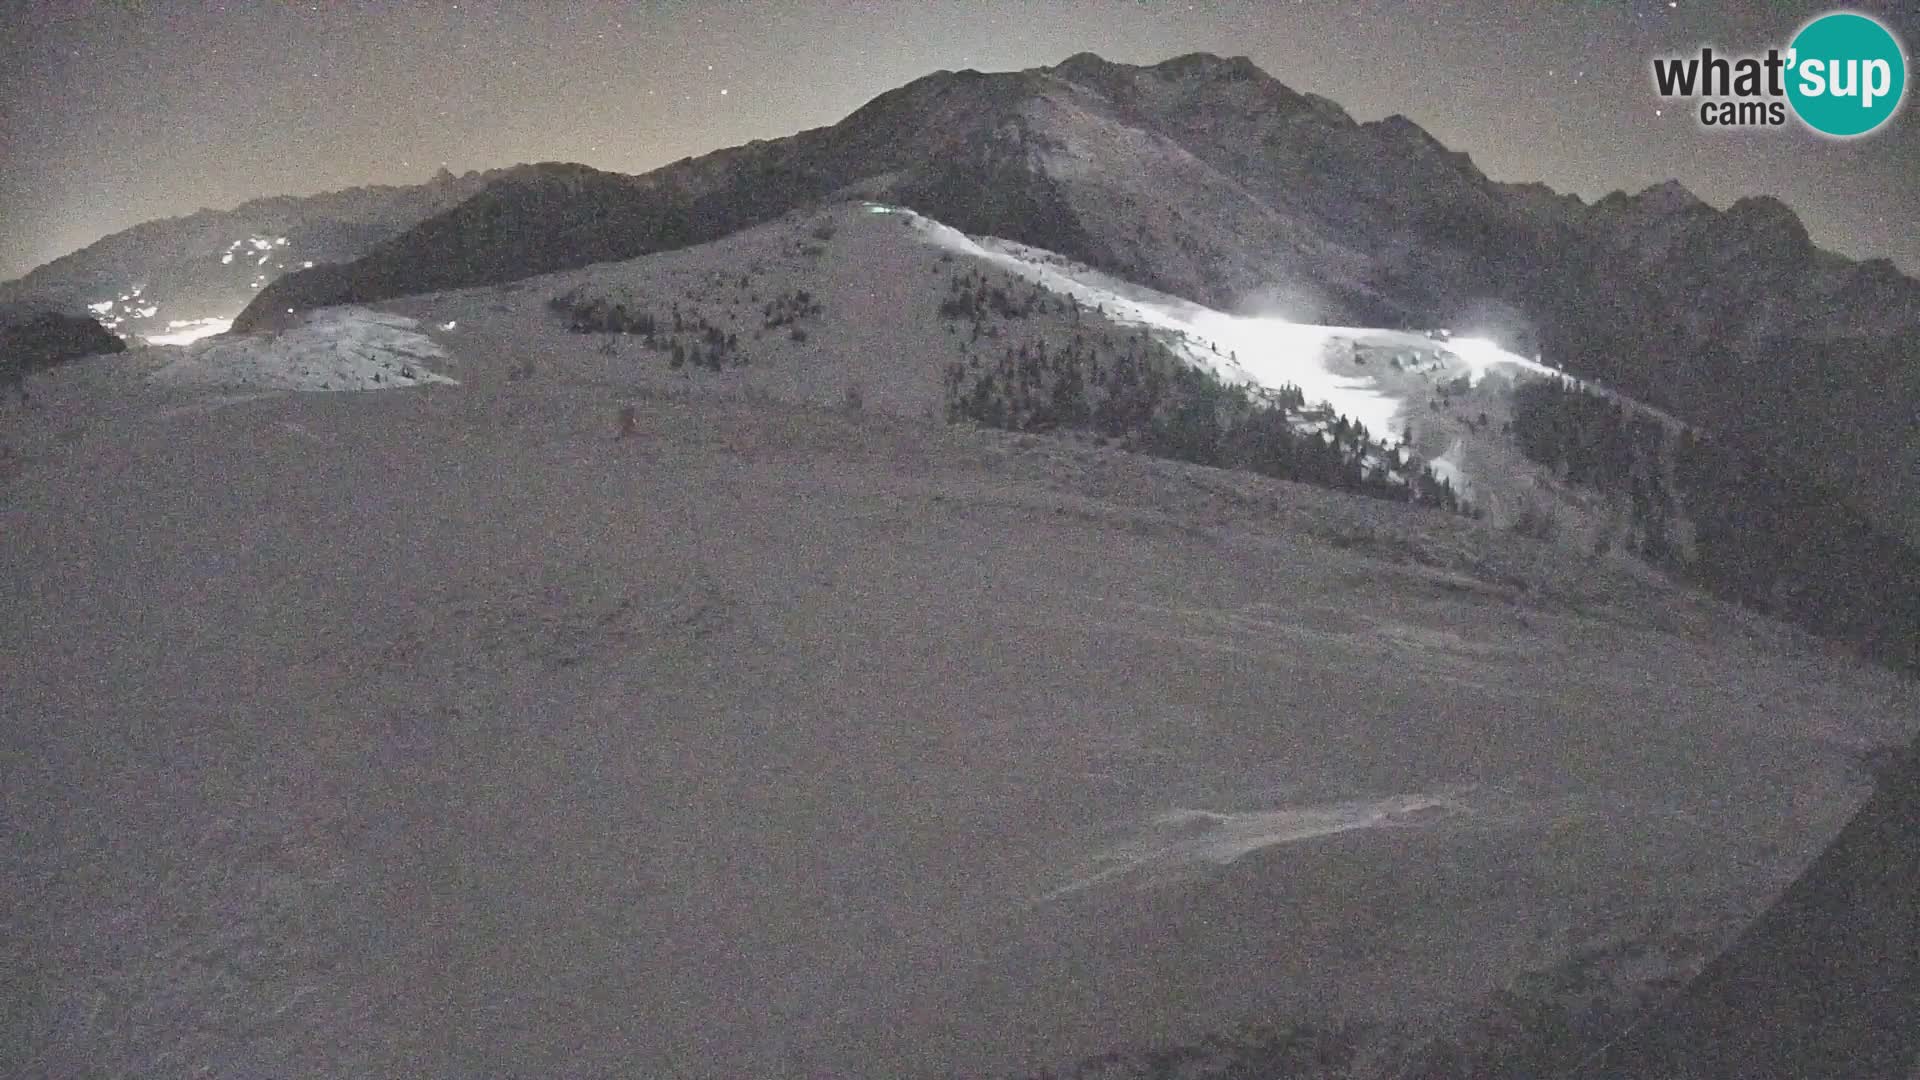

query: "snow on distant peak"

left=149, top=307, right=457, bottom=392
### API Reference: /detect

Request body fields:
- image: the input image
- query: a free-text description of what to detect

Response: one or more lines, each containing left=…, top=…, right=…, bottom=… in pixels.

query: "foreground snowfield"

left=5, top=204, right=1917, bottom=1077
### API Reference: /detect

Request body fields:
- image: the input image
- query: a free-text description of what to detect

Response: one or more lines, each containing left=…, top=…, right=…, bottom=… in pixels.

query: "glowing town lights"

left=144, top=317, right=233, bottom=346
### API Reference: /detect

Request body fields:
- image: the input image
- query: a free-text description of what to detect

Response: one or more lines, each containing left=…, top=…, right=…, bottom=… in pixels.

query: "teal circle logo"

left=1786, top=12, right=1907, bottom=137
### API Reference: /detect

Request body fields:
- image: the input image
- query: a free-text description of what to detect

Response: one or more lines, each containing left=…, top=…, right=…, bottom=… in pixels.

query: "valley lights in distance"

left=1652, top=9, right=1908, bottom=136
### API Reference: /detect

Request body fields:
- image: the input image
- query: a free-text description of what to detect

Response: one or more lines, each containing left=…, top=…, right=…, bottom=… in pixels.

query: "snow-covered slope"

left=904, top=207, right=1553, bottom=434
left=895, top=204, right=1686, bottom=538
left=302, top=199, right=1674, bottom=542
left=184, top=198, right=1908, bottom=661
left=7, top=289, right=1917, bottom=1077
left=127, top=199, right=1574, bottom=468
left=148, top=307, right=457, bottom=391
left=11, top=194, right=1920, bottom=1079
left=218, top=53, right=1920, bottom=552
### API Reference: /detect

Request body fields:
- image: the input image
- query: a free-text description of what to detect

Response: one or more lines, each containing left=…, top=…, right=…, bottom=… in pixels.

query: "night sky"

left=3, top=0, right=1915, bottom=280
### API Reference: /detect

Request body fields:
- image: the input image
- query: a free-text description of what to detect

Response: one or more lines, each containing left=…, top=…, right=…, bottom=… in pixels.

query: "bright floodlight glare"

left=1444, top=336, right=1510, bottom=386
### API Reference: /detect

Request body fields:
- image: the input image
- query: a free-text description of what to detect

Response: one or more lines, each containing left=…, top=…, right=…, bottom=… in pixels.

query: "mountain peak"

left=1153, top=52, right=1265, bottom=81
left=1053, top=51, right=1115, bottom=74
left=1369, top=114, right=1447, bottom=150
left=1048, top=51, right=1273, bottom=94
left=1722, top=194, right=1811, bottom=252
left=1046, top=51, right=1127, bottom=94
left=1725, top=193, right=1798, bottom=224
left=1590, top=179, right=1705, bottom=218
left=1361, top=114, right=1481, bottom=177
left=1637, top=179, right=1705, bottom=212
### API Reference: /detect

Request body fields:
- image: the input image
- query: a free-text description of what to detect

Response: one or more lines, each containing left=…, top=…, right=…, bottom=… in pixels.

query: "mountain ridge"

left=11, top=51, right=1917, bottom=539
left=225, top=53, right=1920, bottom=541
left=235, top=52, right=1920, bottom=334
left=0, top=165, right=543, bottom=339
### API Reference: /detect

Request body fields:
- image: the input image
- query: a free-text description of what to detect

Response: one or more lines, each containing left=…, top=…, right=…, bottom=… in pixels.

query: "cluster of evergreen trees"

left=942, top=321, right=1467, bottom=514
left=547, top=291, right=743, bottom=372
left=1507, top=375, right=1920, bottom=674
left=1674, top=430, right=1920, bottom=669
left=936, top=269, right=1055, bottom=322
left=549, top=292, right=659, bottom=336
left=762, top=288, right=822, bottom=329
left=1510, top=378, right=1677, bottom=558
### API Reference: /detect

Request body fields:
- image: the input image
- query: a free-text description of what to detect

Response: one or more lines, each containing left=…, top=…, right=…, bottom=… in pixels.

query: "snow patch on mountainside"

left=1428, top=437, right=1468, bottom=492
left=1037, top=790, right=1471, bottom=904
left=148, top=307, right=458, bottom=391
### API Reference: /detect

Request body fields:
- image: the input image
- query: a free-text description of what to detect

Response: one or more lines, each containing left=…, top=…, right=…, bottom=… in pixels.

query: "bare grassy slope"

left=4, top=324, right=1916, bottom=1077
